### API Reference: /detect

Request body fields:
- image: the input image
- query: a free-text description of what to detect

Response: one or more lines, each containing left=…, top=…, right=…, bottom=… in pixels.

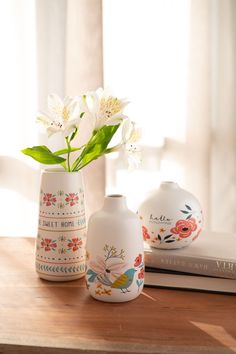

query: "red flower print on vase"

left=41, top=238, right=57, bottom=251
left=67, top=237, right=82, bottom=251
left=65, top=193, right=79, bottom=206
left=142, top=226, right=150, bottom=241
left=138, top=267, right=144, bottom=279
left=43, top=193, right=56, bottom=206
left=134, top=254, right=142, bottom=267
left=170, top=218, right=198, bottom=239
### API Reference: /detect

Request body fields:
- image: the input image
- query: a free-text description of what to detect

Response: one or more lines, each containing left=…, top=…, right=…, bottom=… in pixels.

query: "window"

left=103, top=0, right=191, bottom=211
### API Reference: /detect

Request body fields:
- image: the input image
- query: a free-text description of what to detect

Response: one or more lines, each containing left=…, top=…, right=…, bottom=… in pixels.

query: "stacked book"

left=144, top=231, right=236, bottom=294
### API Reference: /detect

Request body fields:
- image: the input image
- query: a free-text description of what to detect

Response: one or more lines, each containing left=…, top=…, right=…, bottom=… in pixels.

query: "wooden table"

left=0, top=237, right=236, bottom=354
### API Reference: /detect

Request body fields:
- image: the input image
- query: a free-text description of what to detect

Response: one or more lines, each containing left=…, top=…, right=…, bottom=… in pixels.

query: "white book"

left=144, top=231, right=236, bottom=279
left=144, top=269, right=236, bottom=294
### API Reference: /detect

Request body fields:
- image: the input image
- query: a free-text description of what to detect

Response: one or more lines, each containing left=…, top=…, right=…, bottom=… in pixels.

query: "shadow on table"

left=41, top=279, right=236, bottom=353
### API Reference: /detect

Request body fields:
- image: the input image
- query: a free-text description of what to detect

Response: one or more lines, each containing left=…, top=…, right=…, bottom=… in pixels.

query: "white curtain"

left=185, top=0, right=236, bottom=232
left=175, top=0, right=236, bottom=232
left=0, top=0, right=104, bottom=237
left=0, top=0, right=39, bottom=237
left=210, top=0, right=236, bottom=232
left=0, top=0, right=235, bottom=237
left=103, top=0, right=236, bottom=233
left=37, top=0, right=104, bottom=218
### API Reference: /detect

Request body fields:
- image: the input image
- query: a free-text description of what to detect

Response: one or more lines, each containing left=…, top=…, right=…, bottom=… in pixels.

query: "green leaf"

left=164, top=234, right=173, bottom=240
left=69, top=127, right=78, bottom=142
left=60, top=160, right=67, bottom=170
left=72, top=125, right=120, bottom=171
left=180, top=210, right=189, bottom=214
left=54, top=146, right=82, bottom=156
left=87, top=269, right=97, bottom=282
left=21, top=145, right=66, bottom=165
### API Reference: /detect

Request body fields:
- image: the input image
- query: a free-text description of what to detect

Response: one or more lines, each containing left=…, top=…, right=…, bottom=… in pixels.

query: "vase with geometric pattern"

left=35, top=168, right=86, bottom=281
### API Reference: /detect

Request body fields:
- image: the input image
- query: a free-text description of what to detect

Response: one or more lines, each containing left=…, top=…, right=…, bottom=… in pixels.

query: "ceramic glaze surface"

left=86, top=195, right=144, bottom=302
left=138, top=182, right=203, bottom=249
left=36, top=168, right=86, bottom=281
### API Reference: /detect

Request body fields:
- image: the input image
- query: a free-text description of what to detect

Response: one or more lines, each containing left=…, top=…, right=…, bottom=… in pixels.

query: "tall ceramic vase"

left=86, top=195, right=144, bottom=302
left=35, top=168, right=86, bottom=281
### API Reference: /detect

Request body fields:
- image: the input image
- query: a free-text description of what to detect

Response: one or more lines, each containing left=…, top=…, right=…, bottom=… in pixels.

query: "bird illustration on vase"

left=111, top=268, right=137, bottom=293
left=86, top=247, right=143, bottom=294
left=96, top=268, right=137, bottom=293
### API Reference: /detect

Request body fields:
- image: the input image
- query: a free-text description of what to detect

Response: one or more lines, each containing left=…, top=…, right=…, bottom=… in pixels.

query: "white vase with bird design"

left=86, top=195, right=144, bottom=302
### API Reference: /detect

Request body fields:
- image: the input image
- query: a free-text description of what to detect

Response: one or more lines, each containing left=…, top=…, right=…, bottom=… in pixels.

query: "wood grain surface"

left=0, top=237, right=236, bottom=354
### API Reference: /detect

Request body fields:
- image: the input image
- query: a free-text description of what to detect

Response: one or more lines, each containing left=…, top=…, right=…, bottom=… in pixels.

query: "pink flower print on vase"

left=43, top=193, right=57, bottom=206
left=138, top=267, right=144, bottom=279
left=134, top=254, right=142, bottom=267
left=89, top=255, right=127, bottom=284
left=41, top=238, right=57, bottom=251
left=65, top=193, right=79, bottom=206
left=67, top=237, right=83, bottom=251
left=142, top=226, right=150, bottom=241
left=170, top=218, right=197, bottom=239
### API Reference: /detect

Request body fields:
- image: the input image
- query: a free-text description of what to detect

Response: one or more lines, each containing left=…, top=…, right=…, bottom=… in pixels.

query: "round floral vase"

left=138, top=182, right=203, bottom=249
left=85, top=195, right=144, bottom=302
left=35, top=168, right=86, bottom=281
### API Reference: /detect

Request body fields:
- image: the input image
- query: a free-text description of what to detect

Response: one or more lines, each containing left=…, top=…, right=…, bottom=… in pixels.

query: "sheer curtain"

left=0, top=0, right=104, bottom=237
left=186, top=0, right=236, bottom=232
left=103, top=0, right=236, bottom=233
left=210, top=0, right=236, bottom=232
left=0, top=0, right=235, bottom=237
left=37, top=0, right=104, bottom=219
left=0, top=0, right=39, bottom=237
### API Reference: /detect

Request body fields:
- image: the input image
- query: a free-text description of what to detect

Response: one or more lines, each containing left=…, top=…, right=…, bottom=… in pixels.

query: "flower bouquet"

left=22, top=88, right=140, bottom=171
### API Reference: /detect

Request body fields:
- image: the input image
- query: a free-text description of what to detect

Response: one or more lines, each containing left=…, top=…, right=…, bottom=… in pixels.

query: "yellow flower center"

left=62, top=107, right=70, bottom=121
left=99, top=96, right=122, bottom=119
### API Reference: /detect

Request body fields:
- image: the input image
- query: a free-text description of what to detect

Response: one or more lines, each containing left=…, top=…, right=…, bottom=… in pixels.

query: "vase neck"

left=160, top=181, right=179, bottom=190
left=103, top=195, right=127, bottom=212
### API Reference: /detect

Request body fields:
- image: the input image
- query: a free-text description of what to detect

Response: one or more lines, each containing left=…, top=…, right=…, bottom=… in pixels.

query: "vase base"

left=89, top=292, right=142, bottom=303
left=37, top=272, right=85, bottom=282
left=149, top=242, right=190, bottom=250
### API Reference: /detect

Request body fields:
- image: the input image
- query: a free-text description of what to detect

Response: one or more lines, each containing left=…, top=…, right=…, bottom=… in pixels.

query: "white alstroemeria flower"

left=122, top=119, right=142, bottom=169
left=111, top=119, right=141, bottom=169
left=36, top=94, right=82, bottom=137
left=83, top=88, right=129, bottom=131
left=121, top=118, right=141, bottom=145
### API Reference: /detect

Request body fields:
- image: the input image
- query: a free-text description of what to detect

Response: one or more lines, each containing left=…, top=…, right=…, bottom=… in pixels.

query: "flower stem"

left=65, top=137, right=71, bottom=172
left=105, top=144, right=122, bottom=154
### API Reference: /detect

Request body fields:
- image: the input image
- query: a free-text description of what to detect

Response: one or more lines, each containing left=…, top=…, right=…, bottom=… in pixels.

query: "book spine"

left=144, top=253, right=236, bottom=279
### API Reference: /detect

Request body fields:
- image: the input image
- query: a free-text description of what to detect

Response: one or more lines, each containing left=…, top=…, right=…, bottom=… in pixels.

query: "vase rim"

left=103, top=194, right=127, bottom=211
left=42, top=168, right=79, bottom=174
left=106, top=194, right=124, bottom=198
left=160, top=181, right=179, bottom=187
left=161, top=181, right=176, bottom=184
